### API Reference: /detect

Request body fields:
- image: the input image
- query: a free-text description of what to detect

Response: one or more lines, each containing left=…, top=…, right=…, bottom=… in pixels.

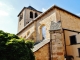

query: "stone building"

left=17, top=5, right=80, bottom=60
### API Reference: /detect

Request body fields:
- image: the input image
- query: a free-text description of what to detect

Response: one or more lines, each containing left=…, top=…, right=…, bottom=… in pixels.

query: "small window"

left=35, top=13, right=38, bottom=18
left=30, top=12, right=33, bottom=18
left=19, top=14, right=23, bottom=21
left=69, top=35, right=77, bottom=45
left=78, top=48, right=80, bottom=57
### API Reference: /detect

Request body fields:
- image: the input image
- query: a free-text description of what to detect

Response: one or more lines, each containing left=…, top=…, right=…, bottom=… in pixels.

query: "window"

left=69, top=35, right=77, bottom=45
left=19, top=14, right=23, bottom=21
left=42, top=26, right=46, bottom=40
left=78, top=48, right=80, bottom=57
left=35, top=13, right=38, bottom=18
left=30, top=12, right=33, bottom=18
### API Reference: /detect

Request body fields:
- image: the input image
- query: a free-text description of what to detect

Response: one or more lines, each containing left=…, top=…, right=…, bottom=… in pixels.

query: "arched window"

left=30, top=12, right=33, bottom=18
left=35, top=13, right=38, bottom=18
left=42, top=26, right=46, bottom=40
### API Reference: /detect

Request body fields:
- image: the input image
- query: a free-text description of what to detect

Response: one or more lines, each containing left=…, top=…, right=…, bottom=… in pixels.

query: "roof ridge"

left=27, top=5, right=42, bottom=13
left=27, top=6, right=37, bottom=10
left=17, top=6, right=42, bottom=16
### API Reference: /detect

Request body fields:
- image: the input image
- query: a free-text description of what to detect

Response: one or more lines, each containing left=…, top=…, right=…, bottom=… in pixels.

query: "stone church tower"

left=17, top=6, right=42, bottom=32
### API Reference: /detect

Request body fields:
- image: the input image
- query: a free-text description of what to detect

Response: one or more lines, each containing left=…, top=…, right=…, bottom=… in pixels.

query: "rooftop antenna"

left=29, top=3, right=31, bottom=6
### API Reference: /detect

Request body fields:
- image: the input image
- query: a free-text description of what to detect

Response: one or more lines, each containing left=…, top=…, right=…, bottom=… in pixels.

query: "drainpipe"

left=49, top=30, right=52, bottom=60
left=63, top=29, right=67, bottom=57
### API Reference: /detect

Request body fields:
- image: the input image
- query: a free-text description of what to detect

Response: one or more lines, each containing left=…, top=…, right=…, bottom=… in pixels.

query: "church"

left=17, top=5, right=80, bottom=60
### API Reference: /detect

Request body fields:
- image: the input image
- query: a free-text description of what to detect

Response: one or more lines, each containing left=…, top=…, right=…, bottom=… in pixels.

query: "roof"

left=32, top=39, right=50, bottom=52
left=17, top=6, right=42, bottom=16
left=17, top=5, right=80, bottom=35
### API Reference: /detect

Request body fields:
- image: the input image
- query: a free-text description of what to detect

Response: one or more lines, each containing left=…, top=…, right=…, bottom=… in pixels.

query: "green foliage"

left=0, top=30, right=35, bottom=60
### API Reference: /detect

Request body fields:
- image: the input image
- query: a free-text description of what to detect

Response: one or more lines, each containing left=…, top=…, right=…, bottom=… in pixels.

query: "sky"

left=0, top=0, right=80, bottom=34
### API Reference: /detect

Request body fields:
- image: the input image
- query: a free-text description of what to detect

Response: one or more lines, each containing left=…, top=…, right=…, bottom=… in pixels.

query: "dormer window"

left=35, top=13, right=38, bottom=18
left=19, top=14, right=23, bottom=21
left=30, top=12, right=33, bottom=18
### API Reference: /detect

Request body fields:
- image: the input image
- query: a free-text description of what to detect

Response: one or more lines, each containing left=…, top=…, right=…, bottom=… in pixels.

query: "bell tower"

left=17, top=6, right=42, bottom=32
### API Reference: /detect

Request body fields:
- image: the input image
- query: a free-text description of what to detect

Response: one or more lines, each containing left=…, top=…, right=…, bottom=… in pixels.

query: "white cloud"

left=0, top=10, right=9, bottom=16
left=0, top=1, right=17, bottom=34
left=42, top=8, right=46, bottom=12
left=0, top=2, right=14, bottom=16
left=0, top=2, right=5, bottom=6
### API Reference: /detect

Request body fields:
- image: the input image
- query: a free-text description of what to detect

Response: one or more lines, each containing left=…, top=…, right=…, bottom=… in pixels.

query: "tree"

left=0, top=30, right=35, bottom=60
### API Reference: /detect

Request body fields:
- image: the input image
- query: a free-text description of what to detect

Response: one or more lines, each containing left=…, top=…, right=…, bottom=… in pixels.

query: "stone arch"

left=40, top=24, right=46, bottom=40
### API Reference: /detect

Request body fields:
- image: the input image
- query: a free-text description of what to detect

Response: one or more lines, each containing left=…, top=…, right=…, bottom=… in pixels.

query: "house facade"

left=17, top=5, right=80, bottom=60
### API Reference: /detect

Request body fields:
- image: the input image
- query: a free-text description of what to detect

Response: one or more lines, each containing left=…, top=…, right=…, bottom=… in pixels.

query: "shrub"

left=0, top=30, right=35, bottom=60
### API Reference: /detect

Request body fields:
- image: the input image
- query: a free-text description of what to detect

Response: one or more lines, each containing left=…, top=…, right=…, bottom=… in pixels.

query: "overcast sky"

left=0, top=0, right=80, bottom=34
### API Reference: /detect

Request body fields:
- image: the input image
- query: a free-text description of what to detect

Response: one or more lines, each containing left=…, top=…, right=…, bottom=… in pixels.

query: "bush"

left=0, top=30, right=35, bottom=60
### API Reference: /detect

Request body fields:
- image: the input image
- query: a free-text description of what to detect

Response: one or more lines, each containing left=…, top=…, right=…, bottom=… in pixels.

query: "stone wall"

left=56, top=8, right=80, bottom=60
left=18, top=8, right=57, bottom=42
left=64, top=30, right=80, bottom=60
left=34, top=43, right=50, bottom=60
left=18, top=8, right=41, bottom=32
left=17, top=22, right=36, bottom=41
left=18, top=11, right=25, bottom=32
left=24, top=9, right=41, bottom=26
left=56, top=8, right=80, bottom=31
left=50, top=30, right=64, bottom=60
left=36, top=8, right=56, bottom=41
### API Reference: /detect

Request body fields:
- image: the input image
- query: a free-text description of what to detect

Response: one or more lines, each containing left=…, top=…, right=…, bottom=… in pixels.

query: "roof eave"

left=17, top=7, right=27, bottom=17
